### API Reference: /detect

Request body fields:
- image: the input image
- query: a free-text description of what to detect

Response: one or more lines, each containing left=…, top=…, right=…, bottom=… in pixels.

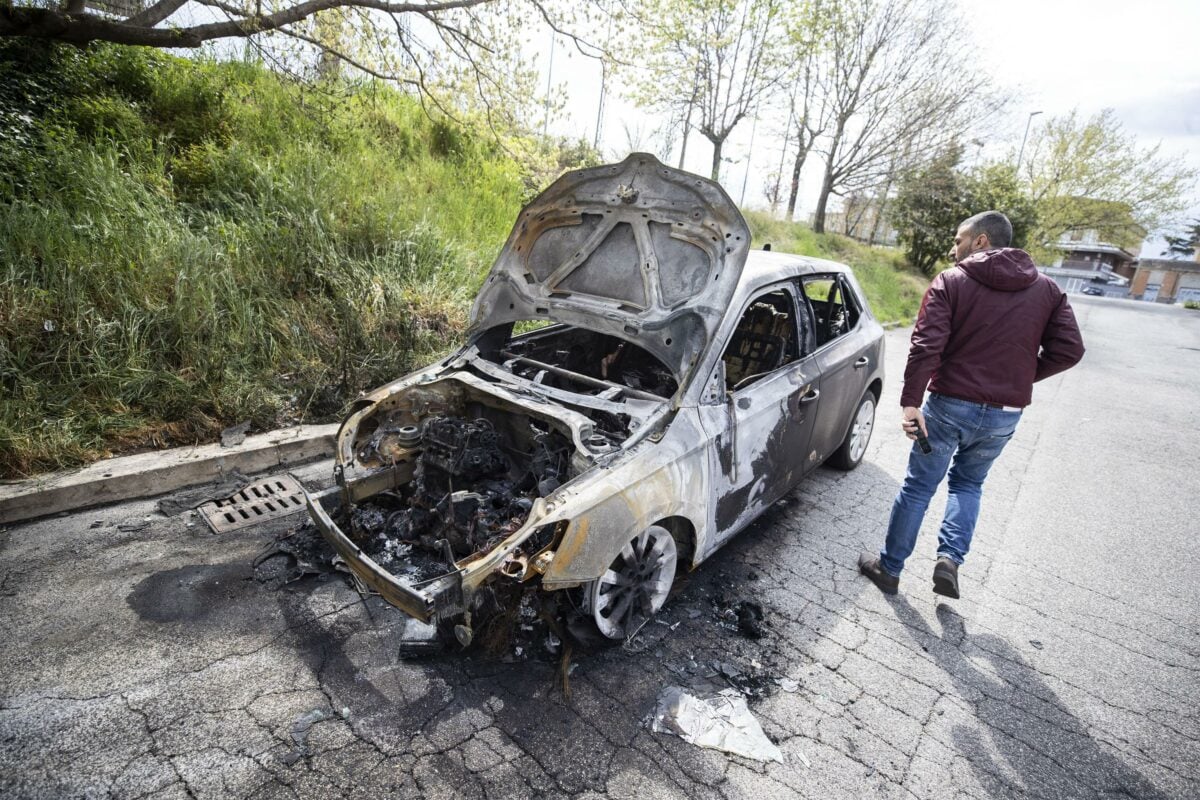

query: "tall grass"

left=743, top=210, right=929, bottom=325
left=0, top=43, right=525, bottom=477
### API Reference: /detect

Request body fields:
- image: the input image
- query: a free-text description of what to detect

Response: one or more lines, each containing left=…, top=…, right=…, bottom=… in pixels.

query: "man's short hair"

left=960, top=211, right=1013, bottom=248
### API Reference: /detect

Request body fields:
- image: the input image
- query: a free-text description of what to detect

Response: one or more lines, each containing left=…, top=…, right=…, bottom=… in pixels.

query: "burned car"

left=303, top=153, right=884, bottom=643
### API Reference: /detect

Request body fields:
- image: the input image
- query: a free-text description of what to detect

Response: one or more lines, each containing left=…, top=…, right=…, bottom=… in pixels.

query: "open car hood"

left=469, top=153, right=752, bottom=385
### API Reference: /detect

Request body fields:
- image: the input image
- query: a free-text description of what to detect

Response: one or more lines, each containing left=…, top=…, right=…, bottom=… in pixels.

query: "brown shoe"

left=933, top=558, right=960, bottom=599
left=858, top=553, right=899, bottom=595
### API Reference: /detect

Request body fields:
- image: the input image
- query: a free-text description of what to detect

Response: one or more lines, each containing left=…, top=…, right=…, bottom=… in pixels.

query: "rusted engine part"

left=351, top=416, right=570, bottom=570
left=361, top=423, right=422, bottom=464
left=496, top=325, right=678, bottom=400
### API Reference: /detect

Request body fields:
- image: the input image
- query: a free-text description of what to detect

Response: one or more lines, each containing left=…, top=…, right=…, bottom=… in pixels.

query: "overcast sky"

left=539, top=0, right=1200, bottom=254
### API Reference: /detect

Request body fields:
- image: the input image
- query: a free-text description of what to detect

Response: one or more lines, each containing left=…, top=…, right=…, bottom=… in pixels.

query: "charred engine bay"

left=348, top=414, right=571, bottom=584
left=483, top=324, right=678, bottom=406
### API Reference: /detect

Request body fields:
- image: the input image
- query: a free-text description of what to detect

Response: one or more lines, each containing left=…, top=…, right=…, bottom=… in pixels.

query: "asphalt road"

left=2, top=295, right=1197, bottom=799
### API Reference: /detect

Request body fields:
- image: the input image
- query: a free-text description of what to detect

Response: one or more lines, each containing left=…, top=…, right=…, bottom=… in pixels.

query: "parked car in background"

left=303, top=154, right=886, bottom=643
left=1082, top=286, right=1105, bottom=296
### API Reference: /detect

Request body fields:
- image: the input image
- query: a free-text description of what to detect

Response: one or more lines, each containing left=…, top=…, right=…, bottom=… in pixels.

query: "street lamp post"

left=1016, top=110, right=1043, bottom=174
left=739, top=105, right=761, bottom=206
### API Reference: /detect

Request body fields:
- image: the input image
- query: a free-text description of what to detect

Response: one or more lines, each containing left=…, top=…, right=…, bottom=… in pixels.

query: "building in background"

left=1040, top=231, right=1136, bottom=296
left=1051, top=233, right=1138, bottom=281
left=1130, top=253, right=1200, bottom=304
left=822, top=194, right=898, bottom=246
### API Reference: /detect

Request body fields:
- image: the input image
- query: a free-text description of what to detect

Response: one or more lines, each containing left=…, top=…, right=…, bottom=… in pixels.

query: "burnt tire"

left=587, top=524, right=678, bottom=640
left=828, top=390, right=876, bottom=471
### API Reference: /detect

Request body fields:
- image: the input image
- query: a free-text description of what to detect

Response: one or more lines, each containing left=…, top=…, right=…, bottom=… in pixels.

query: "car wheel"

left=828, top=390, right=876, bottom=470
left=588, top=524, right=678, bottom=640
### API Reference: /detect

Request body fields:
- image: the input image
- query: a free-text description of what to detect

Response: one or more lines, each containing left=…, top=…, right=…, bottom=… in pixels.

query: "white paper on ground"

left=650, top=686, right=785, bottom=763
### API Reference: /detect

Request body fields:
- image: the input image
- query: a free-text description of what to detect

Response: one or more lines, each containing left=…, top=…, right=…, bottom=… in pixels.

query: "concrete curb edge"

left=0, top=424, right=339, bottom=526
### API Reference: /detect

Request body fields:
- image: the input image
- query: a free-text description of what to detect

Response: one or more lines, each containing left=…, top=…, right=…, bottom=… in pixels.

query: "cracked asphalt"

left=2, top=296, right=1197, bottom=799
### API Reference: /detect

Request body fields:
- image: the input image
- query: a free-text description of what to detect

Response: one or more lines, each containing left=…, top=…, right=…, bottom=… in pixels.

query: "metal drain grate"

left=197, top=475, right=307, bottom=533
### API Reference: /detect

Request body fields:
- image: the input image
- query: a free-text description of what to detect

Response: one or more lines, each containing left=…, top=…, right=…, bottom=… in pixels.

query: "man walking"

left=859, top=211, right=1084, bottom=598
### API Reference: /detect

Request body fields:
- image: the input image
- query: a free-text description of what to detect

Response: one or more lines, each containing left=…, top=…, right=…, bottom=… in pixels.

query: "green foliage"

left=892, top=149, right=1038, bottom=276
left=1183, top=300, right=1200, bottom=310
left=0, top=42, right=531, bottom=478
left=743, top=211, right=929, bottom=325
left=1023, top=109, right=1197, bottom=249
left=1162, top=218, right=1200, bottom=259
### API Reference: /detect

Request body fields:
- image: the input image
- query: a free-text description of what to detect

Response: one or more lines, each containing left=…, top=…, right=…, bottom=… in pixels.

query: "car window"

left=801, top=275, right=860, bottom=348
left=721, top=288, right=801, bottom=391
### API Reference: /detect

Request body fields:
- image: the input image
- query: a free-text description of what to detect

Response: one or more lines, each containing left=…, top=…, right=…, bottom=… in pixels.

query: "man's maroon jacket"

left=900, top=248, right=1085, bottom=409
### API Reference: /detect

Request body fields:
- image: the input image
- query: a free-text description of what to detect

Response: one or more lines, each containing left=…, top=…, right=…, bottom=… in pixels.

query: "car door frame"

left=696, top=279, right=823, bottom=554
left=801, top=272, right=876, bottom=463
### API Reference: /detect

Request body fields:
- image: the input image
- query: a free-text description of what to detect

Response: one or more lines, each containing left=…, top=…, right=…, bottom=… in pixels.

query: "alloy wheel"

left=590, top=525, right=677, bottom=640
left=848, top=395, right=876, bottom=463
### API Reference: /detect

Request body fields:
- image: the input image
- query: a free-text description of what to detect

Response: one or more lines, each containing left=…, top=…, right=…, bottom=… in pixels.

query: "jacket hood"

left=958, top=248, right=1039, bottom=292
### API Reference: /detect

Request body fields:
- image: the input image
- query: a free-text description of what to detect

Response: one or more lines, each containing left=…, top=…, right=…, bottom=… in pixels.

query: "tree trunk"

left=677, top=101, right=693, bottom=169
left=848, top=198, right=870, bottom=239
left=785, top=140, right=810, bottom=222
left=813, top=168, right=835, bottom=233
left=814, top=121, right=846, bottom=234
left=868, top=193, right=890, bottom=244
left=710, top=138, right=723, bottom=182
left=868, top=161, right=898, bottom=244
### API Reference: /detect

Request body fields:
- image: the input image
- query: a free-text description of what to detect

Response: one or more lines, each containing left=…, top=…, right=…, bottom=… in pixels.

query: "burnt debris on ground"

left=253, top=520, right=340, bottom=588
left=713, top=593, right=769, bottom=640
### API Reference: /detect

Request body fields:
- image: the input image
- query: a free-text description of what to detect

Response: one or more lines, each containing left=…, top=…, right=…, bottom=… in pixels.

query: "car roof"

left=741, top=248, right=852, bottom=288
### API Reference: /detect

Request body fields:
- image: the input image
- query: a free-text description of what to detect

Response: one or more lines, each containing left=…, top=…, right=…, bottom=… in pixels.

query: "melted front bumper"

left=302, top=486, right=465, bottom=623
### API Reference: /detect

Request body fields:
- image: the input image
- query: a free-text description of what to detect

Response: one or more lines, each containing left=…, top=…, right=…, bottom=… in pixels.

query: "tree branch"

left=1, top=0, right=490, bottom=47
left=124, top=0, right=189, bottom=28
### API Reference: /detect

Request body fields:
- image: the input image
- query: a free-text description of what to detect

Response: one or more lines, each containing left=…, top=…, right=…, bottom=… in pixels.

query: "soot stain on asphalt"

left=127, top=561, right=256, bottom=624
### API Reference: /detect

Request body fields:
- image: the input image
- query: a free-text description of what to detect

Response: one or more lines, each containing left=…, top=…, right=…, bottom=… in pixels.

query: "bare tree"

left=809, top=0, right=998, bottom=233
left=624, top=0, right=788, bottom=181
left=777, top=2, right=830, bottom=221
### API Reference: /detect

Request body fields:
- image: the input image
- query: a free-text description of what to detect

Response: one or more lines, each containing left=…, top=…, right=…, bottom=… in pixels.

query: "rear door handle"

left=854, top=356, right=869, bottom=369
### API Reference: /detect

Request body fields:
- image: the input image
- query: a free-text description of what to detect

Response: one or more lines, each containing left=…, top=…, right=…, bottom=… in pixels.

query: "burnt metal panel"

left=469, top=153, right=752, bottom=387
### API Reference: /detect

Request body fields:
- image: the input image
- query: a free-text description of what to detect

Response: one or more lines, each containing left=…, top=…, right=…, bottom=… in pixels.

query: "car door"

left=698, top=282, right=822, bottom=551
left=803, top=274, right=875, bottom=463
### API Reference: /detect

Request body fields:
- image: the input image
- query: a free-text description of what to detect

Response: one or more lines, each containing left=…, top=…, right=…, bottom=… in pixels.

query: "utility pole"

left=1016, top=110, right=1042, bottom=174
left=773, top=100, right=795, bottom=215
left=594, top=62, right=608, bottom=151
left=593, top=9, right=614, bottom=151
left=739, top=106, right=760, bottom=206
left=542, top=32, right=556, bottom=139
left=678, top=69, right=699, bottom=170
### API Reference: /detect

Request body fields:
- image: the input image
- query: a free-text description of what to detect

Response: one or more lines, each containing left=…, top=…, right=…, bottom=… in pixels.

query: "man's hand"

left=901, top=406, right=927, bottom=441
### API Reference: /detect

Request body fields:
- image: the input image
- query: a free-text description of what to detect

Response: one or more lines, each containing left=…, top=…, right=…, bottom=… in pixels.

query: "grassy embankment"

left=0, top=44, right=927, bottom=478
left=1, top=43, right=531, bottom=478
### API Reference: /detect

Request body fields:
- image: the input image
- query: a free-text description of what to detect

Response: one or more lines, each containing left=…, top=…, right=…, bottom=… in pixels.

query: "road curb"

left=0, top=424, right=339, bottom=526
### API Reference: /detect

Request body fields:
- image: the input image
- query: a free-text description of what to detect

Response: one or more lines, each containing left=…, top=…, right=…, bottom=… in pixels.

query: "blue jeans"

left=879, top=393, right=1021, bottom=577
